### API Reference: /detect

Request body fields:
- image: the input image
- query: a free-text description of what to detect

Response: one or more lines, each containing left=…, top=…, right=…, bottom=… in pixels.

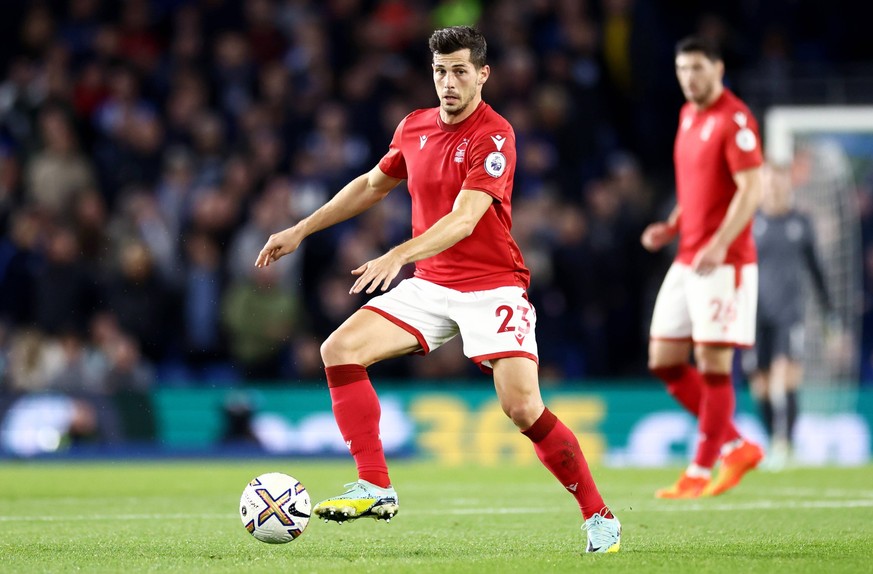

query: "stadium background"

left=0, top=0, right=871, bottom=464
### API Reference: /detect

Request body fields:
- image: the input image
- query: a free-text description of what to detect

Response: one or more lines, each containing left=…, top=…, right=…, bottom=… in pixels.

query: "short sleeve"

left=724, top=110, right=763, bottom=174
left=378, top=117, right=408, bottom=180
left=461, top=130, right=516, bottom=202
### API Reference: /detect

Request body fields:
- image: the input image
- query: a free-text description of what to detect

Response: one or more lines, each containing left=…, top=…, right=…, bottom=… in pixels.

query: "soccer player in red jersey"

left=256, top=26, right=620, bottom=553
left=641, top=36, right=765, bottom=498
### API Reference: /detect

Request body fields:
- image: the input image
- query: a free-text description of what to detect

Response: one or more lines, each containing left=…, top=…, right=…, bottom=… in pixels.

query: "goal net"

left=764, top=107, right=867, bottom=413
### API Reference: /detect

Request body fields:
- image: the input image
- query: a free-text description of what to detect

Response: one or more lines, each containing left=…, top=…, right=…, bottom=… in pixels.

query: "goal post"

left=766, top=106, right=873, bottom=164
left=763, top=106, right=867, bottom=412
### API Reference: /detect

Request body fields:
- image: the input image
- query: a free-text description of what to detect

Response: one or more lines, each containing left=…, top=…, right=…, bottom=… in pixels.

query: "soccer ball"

left=240, top=472, right=311, bottom=544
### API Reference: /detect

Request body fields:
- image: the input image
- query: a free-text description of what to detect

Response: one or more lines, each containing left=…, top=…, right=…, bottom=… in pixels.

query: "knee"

left=694, top=357, right=725, bottom=375
left=320, top=332, right=357, bottom=366
left=693, top=347, right=732, bottom=375
left=503, top=397, right=544, bottom=429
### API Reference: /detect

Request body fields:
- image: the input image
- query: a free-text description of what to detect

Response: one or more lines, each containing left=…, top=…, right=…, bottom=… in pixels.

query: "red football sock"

left=651, top=364, right=741, bottom=443
left=325, top=364, right=391, bottom=488
left=522, top=408, right=608, bottom=519
left=694, top=373, right=735, bottom=468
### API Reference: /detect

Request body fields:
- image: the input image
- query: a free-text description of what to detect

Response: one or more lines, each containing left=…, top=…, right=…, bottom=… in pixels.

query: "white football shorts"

left=649, top=263, right=758, bottom=348
left=362, top=277, right=538, bottom=371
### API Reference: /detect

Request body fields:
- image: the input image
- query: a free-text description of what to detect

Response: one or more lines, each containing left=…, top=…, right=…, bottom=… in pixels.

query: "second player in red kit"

left=642, top=36, right=765, bottom=499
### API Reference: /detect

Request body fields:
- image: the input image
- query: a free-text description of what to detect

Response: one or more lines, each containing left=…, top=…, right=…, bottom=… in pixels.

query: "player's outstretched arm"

left=255, top=166, right=402, bottom=268
left=641, top=205, right=681, bottom=252
left=349, top=188, right=494, bottom=294
left=692, top=166, right=762, bottom=275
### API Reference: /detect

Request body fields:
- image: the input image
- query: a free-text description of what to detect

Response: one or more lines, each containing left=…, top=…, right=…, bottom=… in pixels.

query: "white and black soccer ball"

left=240, top=472, right=311, bottom=544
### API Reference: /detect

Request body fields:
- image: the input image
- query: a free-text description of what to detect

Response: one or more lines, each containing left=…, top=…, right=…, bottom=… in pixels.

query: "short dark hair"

left=429, top=26, right=487, bottom=69
left=675, top=35, right=722, bottom=62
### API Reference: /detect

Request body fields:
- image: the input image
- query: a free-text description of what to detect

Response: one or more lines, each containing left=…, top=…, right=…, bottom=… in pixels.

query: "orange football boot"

left=702, top=439, right=764, bottom=497
left=655, top=472, right=709, bottom=499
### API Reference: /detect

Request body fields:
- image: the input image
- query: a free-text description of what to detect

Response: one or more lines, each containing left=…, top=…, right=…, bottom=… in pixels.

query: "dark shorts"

left=744, top=316, right=805, bottom=372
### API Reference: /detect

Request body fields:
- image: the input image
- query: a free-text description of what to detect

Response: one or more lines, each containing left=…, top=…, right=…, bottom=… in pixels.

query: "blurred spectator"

left=93, top=64, right=155, bottom=141
left=163, top=74, right=209, bottom=147
left=222, top=261, right=297, bottom=381
left=188, top=183, right=242, bottom=250
left=244, top=0, right=287, bottom=65
left=246, top=130, right=285, bottom=187
left=155, top=146, right=197, bottom=239
left=116, top=0, right=161, bottom=76
left=303, top=102, right=370, bottom=188
left=103, top=332, right=156, bottom=441
left=25, top=104, right=96, bottom=215
left=547, top=203, right=596, bottom=376
left=70, top=187, right=111, bottom=269
left=102, top=240, right=177, bottom=363
left=71, top=61, right=109, bottom=122
left=0, top=143, right=22, bottom=225
left=92, top=64, right=158, bottom=203
left=48, top=329, right=105, bottom=394
left=33, top=225, right=96, bottom=336
left=59, top=0, right=102, bottom=61
left=110, top=188, right=179, bottom=283
left=211, top=31, right=255, bottom=119
left=6, top=328, right=64, bottom=393
left=0, top=209, right=43, bottom=326
left=19, top=4, right=55, bottom=61
left=181, top=230, right=229, bottom=373
left=0, top=58, right=45, bottom=146
left=226, top=175, right=298, bottom=287
left=102, top=331, right=154, bottom=393
left=189, top=111, right=226, bottom=188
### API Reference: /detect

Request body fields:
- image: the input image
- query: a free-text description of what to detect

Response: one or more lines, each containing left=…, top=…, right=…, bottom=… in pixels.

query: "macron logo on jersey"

left=419, top=135, right=428, bottom=149
left=491, top=134, right=506, bottom=151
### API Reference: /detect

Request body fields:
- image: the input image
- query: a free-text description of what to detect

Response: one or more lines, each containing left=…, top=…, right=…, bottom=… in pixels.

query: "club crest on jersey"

left=484, top=151, right=506, bottom=177
left=454, top=139, right=468, bottom=163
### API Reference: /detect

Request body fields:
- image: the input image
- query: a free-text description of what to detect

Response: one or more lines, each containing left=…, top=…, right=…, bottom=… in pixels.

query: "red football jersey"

left=674, top=89, right=763, bottom=265
left=378, top=102, right=530, bottom=291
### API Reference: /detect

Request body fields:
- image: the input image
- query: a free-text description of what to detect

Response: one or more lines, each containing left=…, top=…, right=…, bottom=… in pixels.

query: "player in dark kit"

left=641, top=36, right=765, bottom=498
left=746, top=162, right=835, bottom=468
left=257, top=26, right=620, bottom=553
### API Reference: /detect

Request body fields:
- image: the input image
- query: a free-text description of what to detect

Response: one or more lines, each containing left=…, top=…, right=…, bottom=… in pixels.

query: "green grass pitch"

left=1, top=460, right=871, bottom=573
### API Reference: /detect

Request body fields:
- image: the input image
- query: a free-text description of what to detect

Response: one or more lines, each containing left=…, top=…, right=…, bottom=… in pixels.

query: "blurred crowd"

left=0, top=0, right=871, bottom=420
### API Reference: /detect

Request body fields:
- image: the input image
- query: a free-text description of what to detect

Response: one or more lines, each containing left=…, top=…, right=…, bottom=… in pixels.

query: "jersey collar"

left=437, top=101, right=485, bottom=132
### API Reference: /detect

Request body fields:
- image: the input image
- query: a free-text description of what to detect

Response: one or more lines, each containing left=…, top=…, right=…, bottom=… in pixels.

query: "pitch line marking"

left=3, top=499, right=873, bottom=523
left=429, top=499, right=873, bottom=514
left=0, top=512, right=228, bottom=522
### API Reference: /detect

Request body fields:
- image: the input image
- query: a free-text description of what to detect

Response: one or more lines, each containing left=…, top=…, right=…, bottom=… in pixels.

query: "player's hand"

left=350, top=250, right=405, bottom=294
left=692, top=241, right=727, bottom=275
left=641, top=222, right=676, bottom=252
left=255, top=226, right=304, bottom=268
